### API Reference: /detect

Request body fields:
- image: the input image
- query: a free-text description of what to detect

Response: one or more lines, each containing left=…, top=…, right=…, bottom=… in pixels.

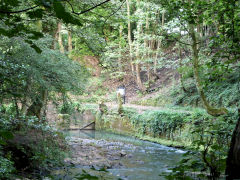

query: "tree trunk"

left=135, top=22, right=145, bottom=92
left=40, top=89, right=48, bottom=121
left=14, top=97, right=19, bottom=119
left=178, top=46, right=187, bottom=93
left=58, top=22, right=64, bottom=53
left=225, top=109, right=240, bottom=180
left=134, top=0, right=145, bottom=92
left=118, top=24, right=123, bottom=72
left=126, top=0, right=135, bottom=73
left=154, top=40, right=160, bottom=74
left=21, top=79, right=31, bottom=114
left=135, top=34, right=143, bottom=90
left=26, top=90, right=46, bottom=120
left=54, top=25, right=59, bottom=50
left=145, top=14, right=151, bottom=87
left=136, top=64, right=145, bottom=91
left=189, top=24, right=227, bottom=116
left=154, top=11, right=164, bottom=74
left=68, top=30, right=73, bottom=53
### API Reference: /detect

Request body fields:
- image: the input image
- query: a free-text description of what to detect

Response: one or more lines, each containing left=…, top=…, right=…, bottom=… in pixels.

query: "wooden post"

left=117, top=92, right=123, bottom=114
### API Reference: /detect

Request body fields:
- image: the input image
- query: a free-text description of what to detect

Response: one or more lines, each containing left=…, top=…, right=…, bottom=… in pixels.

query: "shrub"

left=130, top=109, right=192, bottom=141
left=0, top=156, right=15, bottom=179
left=0, top=115, right=67, bottom=178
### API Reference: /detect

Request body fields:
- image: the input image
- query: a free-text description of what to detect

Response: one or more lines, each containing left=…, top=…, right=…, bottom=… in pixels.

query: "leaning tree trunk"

left=225, top=109, right=240, bottom=180
left=189, top=24, right=227, bottom=116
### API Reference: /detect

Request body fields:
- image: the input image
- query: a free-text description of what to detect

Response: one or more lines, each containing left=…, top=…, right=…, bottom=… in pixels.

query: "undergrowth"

left=121, top=107, right=237, bottom=179
left=172, top=70, right=240, bottom=108
left=0, top=104, right=68, bottom=179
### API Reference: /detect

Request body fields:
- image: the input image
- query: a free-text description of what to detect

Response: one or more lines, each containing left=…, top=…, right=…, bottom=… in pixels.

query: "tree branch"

left=101, top=0, right=125, bottom=44
left=66, top=0, right=112, bottom=15
left=0, top=5, right=39, bottom=14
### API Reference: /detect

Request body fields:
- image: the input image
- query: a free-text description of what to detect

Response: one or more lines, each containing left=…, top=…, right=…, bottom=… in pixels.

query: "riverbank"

left=51, top=103, right=236, bottom=179
left=95, top=106, right=194, bottom=149
left=92, top=104, right=235, bottom=146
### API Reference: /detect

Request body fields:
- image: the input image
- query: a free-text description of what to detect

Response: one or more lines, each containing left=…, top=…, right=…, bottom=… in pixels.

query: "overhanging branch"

left=66, top=0, right=112, bottom=15
left=0, top=5, right=39, bottom=14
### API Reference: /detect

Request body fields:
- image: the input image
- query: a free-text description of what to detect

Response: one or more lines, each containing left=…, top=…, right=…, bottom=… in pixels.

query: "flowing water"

left=54, top=130, right=185, bottom=180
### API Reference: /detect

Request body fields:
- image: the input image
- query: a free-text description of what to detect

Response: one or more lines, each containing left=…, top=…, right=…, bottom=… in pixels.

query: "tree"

left=225, top=109, right=240, bottom=180
left=0, top=36, right=88, bottom=119
left=126, top=0, right=135, bottom=73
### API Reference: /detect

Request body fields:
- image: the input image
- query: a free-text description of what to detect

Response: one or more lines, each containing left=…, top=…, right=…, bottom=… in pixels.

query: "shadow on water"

left=53, top=130, right=185, bottom=180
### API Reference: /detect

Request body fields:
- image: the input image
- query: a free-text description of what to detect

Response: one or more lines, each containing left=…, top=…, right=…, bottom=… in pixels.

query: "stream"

left=52, top=130, right=185, bottom=180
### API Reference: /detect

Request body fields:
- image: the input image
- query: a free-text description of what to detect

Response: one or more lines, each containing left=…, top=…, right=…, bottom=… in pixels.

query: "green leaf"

left=1, top=0, right=20, bottom=7
left=0, top=130, right=14, bottom=140
left=53, top=1, right=82, bottom=26
left=31, top=43, right=42, bottom=53
left=27, top=9, right=44, bottom=19
left=28, top=31, right=44, bottom=40
left=0, top=139, right=7, bottom=145
left=25, top=40, right=42, bottom=53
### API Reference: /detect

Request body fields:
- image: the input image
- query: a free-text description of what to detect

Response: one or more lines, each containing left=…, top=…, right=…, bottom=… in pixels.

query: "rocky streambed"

left=53, top=130, right=185, bottom=180
left=65, top=137, right=134, bottom=168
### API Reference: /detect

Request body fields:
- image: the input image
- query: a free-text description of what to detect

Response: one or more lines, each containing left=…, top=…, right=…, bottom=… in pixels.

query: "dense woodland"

left=0, top=0, right=240, bottom=179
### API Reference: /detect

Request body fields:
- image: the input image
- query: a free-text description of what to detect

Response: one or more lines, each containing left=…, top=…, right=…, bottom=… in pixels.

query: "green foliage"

left=0, top=156, right=15, bottom=179
left=72, top=27, right=105, bottom=57
left=0, top=130, right=14, bottom=145
left=130, top=109, right=192, bottom=140
left=80, top=77, right=109, bottom=103
left=171, top=79, right=200, bottom=106
left=0, top=36, right=88, bottom=104
left=172, top=69, right=240, bottom=108
left=161, top=110, right=237, bottom=179
left=96, top=105, right=235, bottom=179
left=0, top=0, right=239, bottom=178
left=0, top=115, right=67, bottom=178
left=177, top=65, right=194, bottom=79
left=58, top=100, right=83, bottom=115
left=53, top=1, right=82, bottom=26
left=59, top=102, right=74, bottom=115
left=0, top=0, right=82, bottom=34
left=161, top=151, right=203, bottom=180
left=132, top=93, right=172, bottom=107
